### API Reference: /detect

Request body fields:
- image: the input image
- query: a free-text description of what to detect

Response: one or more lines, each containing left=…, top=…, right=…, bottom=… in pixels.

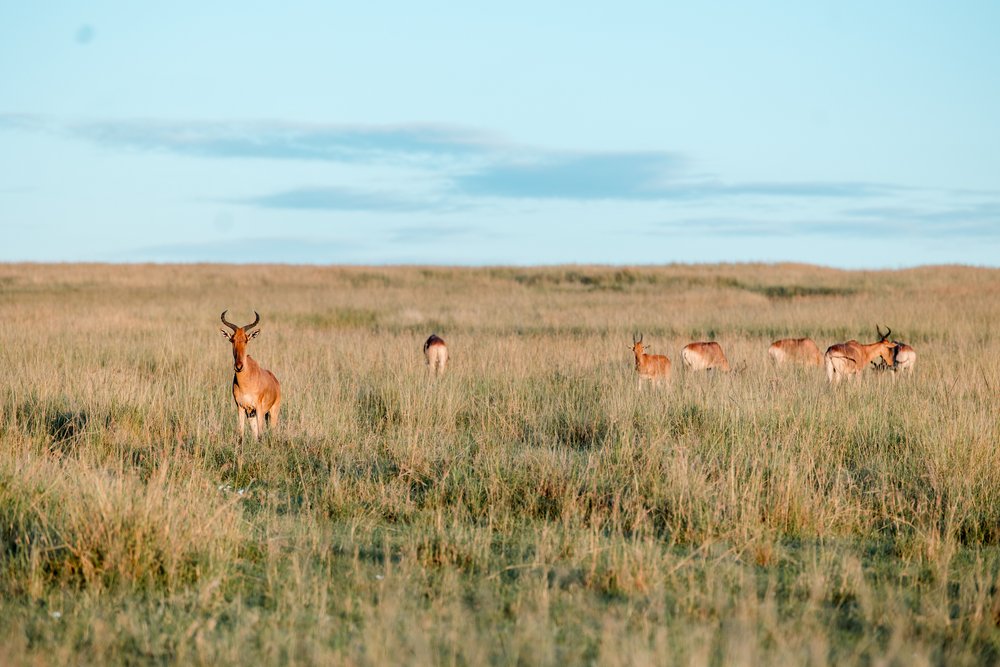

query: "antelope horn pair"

left=632, top=332, right=644, bottom=345
left=221, top=310, right=261, bottom=333
left=875, top=323, right=892, bottom=342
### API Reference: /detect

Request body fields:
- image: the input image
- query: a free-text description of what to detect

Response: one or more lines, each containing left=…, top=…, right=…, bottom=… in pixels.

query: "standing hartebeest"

left=824, top=324, right=898, bottom=384
left=768, top=337, right=823, bottom=367
left=682, top=341, right=731, bottom=372
left=220, top=310, right=281, bottom=439
left=424, top=334, right=448, bottom=376
left=630, top=333, right=671, bottom=388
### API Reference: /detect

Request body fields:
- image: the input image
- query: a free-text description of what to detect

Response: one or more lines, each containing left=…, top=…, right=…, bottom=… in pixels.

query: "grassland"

left=1, top=262, right=999, bottom=666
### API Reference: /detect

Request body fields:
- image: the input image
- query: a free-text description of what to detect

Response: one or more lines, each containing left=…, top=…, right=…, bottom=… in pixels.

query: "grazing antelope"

left=681, top=341, right=731, bottom=372
left=423, top=334, right=448, bottom=376
left=874, top=325, right=917, bottom=376
left=630, top=333, right=671, bottom=388
left=824, top=324, right=897, bottom=384
left=768, top=337, right=823, bottom=367
left=220, top=311, right=281, bottom=439
left=892, top=342, right=917, bottom=374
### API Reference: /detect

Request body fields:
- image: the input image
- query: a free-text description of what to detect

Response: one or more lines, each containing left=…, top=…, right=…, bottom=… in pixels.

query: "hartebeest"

left=875, top=325, right=917, bottom=376
left=220, top=310, right=281, bottom=439
left=892, top=342, right=917, bottom=374
left=768, top=337, right=823, bottom=367
left=424, top=334, right=448, bottom=376
left=681, top=341, right=731, bottom=372
left=824, top=324, right=898, bottom=384
left=630, top=333, right=671, bottom=388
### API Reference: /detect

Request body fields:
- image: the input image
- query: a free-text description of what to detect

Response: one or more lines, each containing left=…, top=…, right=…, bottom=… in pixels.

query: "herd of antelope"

left=631, top=324, right=915, bottom=389
left=219, top=311, right=916, bottom=438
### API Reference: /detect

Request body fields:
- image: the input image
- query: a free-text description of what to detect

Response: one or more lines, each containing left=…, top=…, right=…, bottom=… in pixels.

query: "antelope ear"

left=220, top=329, right=232, bottom=340
left=248, top=329, right=261, bottom=340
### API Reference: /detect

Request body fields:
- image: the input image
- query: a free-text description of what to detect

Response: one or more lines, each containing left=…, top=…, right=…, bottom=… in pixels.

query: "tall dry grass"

left=1, top=262, right=999, bottom=665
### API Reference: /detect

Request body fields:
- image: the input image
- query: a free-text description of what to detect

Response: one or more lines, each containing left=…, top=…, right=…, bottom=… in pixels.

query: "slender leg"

left=238, top=409, right=246, bottom=439
left=253, top=411, right=264, bottom=439
left=268, top=400, right=280, bottom=428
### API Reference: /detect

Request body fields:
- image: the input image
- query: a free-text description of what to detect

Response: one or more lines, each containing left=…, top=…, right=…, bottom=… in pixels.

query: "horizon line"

left=1, top=259, right=997, bottom=272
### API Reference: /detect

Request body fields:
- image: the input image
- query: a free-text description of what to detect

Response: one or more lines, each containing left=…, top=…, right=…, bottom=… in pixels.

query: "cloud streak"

left=70, top=119, right=498, bottom=164
left=8, top=112, right=991, bottom=244
left=0, top=114, right=498, bottom=164
left=241, top=187, right=435, bottom=212
left=2, top=114, right=902, bottom=205
left=453, top=152, right=684, bottom=200
left=453, top=158, right=892, bottom=200
left=845, top=201, right=1000, bottom=226
left=652, top=205, right=1000, bottom=239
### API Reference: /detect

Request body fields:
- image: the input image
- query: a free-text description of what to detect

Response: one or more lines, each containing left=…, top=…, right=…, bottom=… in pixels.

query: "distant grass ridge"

left=488, top=266, right=858, bottom=298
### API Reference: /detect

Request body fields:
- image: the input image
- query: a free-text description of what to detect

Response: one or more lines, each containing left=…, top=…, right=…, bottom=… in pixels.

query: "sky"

left=1, top=3, right=999, bottom=268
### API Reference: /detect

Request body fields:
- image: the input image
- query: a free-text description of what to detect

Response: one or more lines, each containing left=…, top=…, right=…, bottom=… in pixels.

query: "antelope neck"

left=235, top=357, right=257, bottom=376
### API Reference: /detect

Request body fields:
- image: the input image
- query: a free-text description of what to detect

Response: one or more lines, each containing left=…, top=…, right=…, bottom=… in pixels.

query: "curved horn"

left=221, top=310, right=238, bottom=333
left=245, top=311, right=260, bottom=331
left=883, top=325, right=891, bottom=341
left=639, top=333, right=644, bottom=344
left=633, top=332, right=638, bottom=345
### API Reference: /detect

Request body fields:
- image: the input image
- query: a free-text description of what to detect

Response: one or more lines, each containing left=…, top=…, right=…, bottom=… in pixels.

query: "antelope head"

left=874, top=324, right=898, bottom=365
left=221, top=310, right=260, bottom=373
left=630, top=332, right=645, bottom=356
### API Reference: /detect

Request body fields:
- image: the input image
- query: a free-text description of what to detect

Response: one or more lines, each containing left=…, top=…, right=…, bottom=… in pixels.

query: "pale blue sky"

left=2, top=3, right=998, bottom=266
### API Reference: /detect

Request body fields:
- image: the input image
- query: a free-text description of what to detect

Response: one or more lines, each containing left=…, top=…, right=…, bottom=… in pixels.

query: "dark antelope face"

left=221, top=310, right=261, bottom=373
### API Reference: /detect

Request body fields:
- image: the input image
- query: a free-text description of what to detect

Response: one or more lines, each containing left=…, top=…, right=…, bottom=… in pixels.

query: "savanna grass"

left=1, top=262, right=999, bottom=665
